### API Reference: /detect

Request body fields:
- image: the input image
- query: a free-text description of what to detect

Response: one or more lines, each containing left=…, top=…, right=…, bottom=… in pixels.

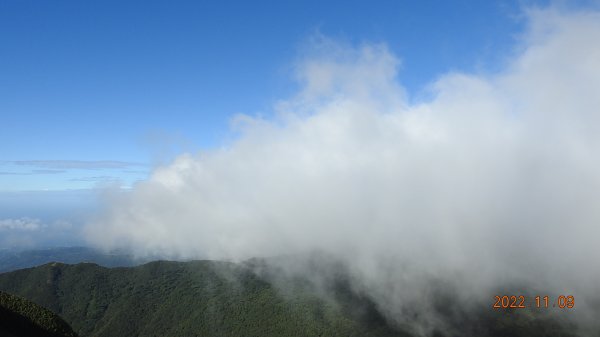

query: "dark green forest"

left=0, top=290, right=78, bottom=337
left=0, top=260, right=580, bottom=337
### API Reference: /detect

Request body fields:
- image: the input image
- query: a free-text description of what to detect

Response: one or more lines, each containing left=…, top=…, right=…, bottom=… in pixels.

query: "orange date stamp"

left=493, top=295, right=575, bottom=309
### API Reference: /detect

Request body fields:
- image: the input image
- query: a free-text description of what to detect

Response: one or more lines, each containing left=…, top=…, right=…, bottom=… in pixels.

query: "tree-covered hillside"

left=0, top=260, right=580, bottom=337
left=0, top=290, right=78, bottom=337
left=0, top=260, right=407, bottom=337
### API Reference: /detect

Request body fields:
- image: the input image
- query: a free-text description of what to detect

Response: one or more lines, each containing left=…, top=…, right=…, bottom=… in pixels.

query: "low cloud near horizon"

left=86, top=7, right=600, bottom=335
left=0, top=217, right=78, bottom=248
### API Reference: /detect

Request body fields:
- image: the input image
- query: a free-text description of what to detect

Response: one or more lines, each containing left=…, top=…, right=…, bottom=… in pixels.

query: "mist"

left=85, top=7, right=600, bottom=336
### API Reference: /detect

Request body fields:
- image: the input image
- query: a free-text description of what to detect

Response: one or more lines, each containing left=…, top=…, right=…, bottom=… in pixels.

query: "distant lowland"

left=0, top=249, right=582, bottom=337
left=0, top=246, right=148, bottom=273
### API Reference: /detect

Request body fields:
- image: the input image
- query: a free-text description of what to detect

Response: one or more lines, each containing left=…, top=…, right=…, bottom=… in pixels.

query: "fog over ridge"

left=86, top=7, right=600, bottom=336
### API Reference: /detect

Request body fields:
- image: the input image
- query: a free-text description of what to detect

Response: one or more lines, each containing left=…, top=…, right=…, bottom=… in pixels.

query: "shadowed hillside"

left=0, top=290, right=78, bottom=337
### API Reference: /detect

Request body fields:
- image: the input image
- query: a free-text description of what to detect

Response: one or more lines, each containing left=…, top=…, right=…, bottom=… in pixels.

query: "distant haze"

left=86, top=7, right=600, bottom=336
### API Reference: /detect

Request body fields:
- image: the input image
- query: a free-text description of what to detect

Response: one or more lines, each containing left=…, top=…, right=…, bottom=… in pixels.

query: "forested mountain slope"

left=0, top=260, right=406, bottom=337
left=0, top=260, right=578, bottom=337
left=0, top=290, right=78, bottom=337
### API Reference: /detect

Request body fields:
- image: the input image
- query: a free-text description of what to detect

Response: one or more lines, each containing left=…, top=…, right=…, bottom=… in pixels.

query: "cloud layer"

left=0, top=216, right=79, bottom=249
left=86, top=7, right=600, bottom=335
left=0, top=160, right=150, bottom=191
left=0, top=217, right=42, bottom=231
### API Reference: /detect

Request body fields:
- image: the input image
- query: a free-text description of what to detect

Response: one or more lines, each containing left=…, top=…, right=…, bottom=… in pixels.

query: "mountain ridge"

left=0, top=246, right=147, bottom=273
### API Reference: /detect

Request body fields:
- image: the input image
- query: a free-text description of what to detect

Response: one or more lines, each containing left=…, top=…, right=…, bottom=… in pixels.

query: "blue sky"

left=1, top=0, right=598, bottom=247
left=1, top=0, right=544, bottom=191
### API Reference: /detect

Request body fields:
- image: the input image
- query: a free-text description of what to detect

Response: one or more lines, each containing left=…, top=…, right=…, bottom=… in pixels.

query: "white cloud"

left=86, top=7, right=600, bottom=336
left=0, top=217, right=42, bottom=231
left=0, top=217, right=81, bottom=249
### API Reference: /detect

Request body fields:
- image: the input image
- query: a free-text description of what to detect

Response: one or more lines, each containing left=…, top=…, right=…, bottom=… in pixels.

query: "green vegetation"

left=0, top=260, right=581, bottom=337
left=0, top=260, right=405, bottom=337
left=0, top=290, right=78, bottom=337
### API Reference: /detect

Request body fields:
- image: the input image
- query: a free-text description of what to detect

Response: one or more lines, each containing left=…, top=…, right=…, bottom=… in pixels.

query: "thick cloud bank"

left=86, top=8, right=600, bottom=335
